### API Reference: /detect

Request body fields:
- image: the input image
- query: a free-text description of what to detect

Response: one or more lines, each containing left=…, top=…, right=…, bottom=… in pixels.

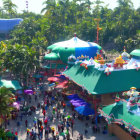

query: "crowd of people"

left=5, top=77, right=108, bottom=140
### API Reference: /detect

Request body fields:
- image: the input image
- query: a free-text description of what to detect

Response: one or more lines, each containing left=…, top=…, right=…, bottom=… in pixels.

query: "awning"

left=75, top=105, right=95, bottom=116
left=48, top=74, right=67, bottom=82
left=71, top=101, right=90, bottom=107
left=0, top=80, right=22, bottom=90
left=67, top=94, right=90, bottom=107
left=67, top=94, right=79, bottom=99
left=130, top=49, right=140, bottom=57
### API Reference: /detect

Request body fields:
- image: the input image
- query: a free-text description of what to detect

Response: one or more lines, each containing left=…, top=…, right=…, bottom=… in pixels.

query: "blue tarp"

left=67, top=94, right=90, bottom=107
left=67, top=94, right=79, bottom=99
left=0, top=18, right=23, bottom=33
left=75, top=105, right=95, bottom=116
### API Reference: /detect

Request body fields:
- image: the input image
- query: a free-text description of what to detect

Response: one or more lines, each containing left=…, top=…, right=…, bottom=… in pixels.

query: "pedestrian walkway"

left=7, top=87, right=118, bottom=140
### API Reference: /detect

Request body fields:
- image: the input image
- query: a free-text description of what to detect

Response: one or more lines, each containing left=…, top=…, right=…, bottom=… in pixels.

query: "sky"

left=0, top=0, right=140, bottom=14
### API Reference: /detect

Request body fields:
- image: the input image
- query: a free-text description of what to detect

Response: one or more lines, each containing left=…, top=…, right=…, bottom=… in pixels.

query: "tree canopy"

left=0, top=0, right=139, bottom=52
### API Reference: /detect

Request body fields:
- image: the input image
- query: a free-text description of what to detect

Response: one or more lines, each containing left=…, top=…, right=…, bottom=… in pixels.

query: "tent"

left=44, top=52, right=60, bottom=60
left=45, top=37, right=102, bottom=63
left=71, top=101, right=90, bottom=107
left=67, top=94, right=80, bottom=100
left=75, top=105, right=95, bottom=116
left=130, top=49, right=140, bottom=57
left=0, top=79, right=22, bottom=90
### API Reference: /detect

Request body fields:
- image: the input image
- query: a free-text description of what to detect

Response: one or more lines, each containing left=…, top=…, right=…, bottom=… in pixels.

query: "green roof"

left=59, top=47, right=75, bottom=63
left=130, top=49, right=140, bottom=57
left=101, top=101, right=140, bottom=133
left=96, top=45, right=102, bottom=50
left=63, top=63, right=140, bottom=95
left=43, top=63, right=66, bottom=69
left=47, top=44, right=58, bottom=50
left=44, top=53, right=60, bottom=60
left=0, top=80, right=22, bottom=90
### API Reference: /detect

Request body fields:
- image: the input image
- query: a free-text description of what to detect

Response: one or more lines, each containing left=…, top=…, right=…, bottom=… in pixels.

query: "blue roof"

left=0, top=18, right=23, bottom=33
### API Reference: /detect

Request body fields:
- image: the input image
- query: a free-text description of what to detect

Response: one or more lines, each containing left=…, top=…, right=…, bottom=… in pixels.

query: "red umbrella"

left=47, top=77, right=61, bottom=82
left=55, top=80, right=68, bottom=89
left=53, top=74, right=61, bottom=77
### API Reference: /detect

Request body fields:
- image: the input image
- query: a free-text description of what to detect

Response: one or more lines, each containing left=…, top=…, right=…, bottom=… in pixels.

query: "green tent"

left=63, top=63, right=140, bottom=95
left=46, top=37, right=102, bottom=63
left=47, top=44, right=58, bottom=50
left=44, top=53, right=60, bottom=60
left=130, top=49, right=140, bottom=57
left=0, top=80, right=22, bottom=90
left=100, top=101, right=140, bottom=134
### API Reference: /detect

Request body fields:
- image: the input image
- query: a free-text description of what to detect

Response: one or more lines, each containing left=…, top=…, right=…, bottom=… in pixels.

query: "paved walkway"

left=7, top=88, right=119, bottom=140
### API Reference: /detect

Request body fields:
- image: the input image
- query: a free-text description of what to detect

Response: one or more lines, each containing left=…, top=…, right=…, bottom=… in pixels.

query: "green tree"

left=2, top=0, right=17, bottom=17
left=0, top=87, right=15, bottom=117
left=0, top=128, right=8, bottom=140
left=41, top=0, right=56, bottom=14
left=0, top=44, right=39, bottom=86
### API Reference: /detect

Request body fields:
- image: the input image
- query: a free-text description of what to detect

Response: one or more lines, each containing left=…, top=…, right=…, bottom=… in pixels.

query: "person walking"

left=43, top=109, right=46, bottom=118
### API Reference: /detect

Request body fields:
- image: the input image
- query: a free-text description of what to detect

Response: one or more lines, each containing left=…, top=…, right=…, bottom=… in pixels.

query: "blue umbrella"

left=75, top=106, right=95, bottom=116
left=71, top=101, right=90, bottom=107
left=70, top=98, right=85, bottom=103
left=67, top=94, right=79, bottom=99
left=59, top=75, right=66, bottom=80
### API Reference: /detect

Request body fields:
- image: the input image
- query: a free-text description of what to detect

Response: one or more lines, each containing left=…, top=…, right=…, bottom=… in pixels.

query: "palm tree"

left=0, top=87, right=15, bottom=128
left=2, top=0, right=17, bottom=17
left=41, top=0, right=56, bottom=14
left=0, top=87, right=15, bottom=117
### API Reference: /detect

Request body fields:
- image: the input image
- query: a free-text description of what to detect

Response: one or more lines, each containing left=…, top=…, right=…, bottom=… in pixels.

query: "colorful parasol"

left=24, top=89, right=34, bottom=95
left=67, top=115, right=71, bottom=119
left=12, top=102, right=20, bottom=109
left=48, top=77, right=61, bottom=82
left=51, top=127, right=55, bottom=131
left=55, top=80, right=68, bottom=89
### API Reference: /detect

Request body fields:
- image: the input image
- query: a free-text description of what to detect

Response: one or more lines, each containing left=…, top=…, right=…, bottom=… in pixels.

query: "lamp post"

left=94, top=18, right=102, bottom=44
